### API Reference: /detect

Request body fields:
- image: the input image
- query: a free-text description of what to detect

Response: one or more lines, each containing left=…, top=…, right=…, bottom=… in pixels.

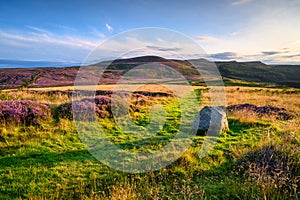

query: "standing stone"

left=192, top=106, right=229, bottom=136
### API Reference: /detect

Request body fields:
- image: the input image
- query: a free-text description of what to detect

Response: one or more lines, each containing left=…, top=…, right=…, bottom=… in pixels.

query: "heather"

left=56, top=94, right=147, bottom=120
left=0, top=100, right=51, bottom=125
left=227, top=103, right=293, bottom=120
left=56, top=95, right=111, bottom=120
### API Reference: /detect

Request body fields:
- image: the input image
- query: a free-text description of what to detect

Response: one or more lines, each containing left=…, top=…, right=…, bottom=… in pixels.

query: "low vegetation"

left=0, top=86, right=299, bottom=199
left=0, top=100, right=51, bottom=125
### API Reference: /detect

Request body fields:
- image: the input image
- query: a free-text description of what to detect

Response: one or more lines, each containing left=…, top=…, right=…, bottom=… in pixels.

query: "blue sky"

left=0, top=0, right=300, bottom=64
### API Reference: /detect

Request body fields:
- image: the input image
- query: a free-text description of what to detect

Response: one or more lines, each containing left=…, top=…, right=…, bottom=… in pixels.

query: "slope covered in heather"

left=0, top=56, right=300, bottom=89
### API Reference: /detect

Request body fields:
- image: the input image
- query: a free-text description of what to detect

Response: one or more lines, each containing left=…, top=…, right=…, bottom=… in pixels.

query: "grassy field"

left=0, top=86, right=299, bottom=199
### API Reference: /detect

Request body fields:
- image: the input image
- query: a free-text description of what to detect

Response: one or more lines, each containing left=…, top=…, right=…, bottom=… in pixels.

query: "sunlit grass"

left=0, top=86, right=299, bottom=199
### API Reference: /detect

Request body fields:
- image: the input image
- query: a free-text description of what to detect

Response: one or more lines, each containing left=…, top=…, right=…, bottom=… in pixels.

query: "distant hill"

left=0, top=56, right=299, bottom=89
left=215, top=61, right=300, bottom=88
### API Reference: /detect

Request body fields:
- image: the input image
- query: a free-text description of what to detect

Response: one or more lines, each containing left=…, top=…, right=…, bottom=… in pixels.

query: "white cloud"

left=26, top=25, right=52, bottom=34
left=48, top=23, right=77, bottom=32
left=232, top=0, right=252, bottom=6
left=0, top=29, right=100, bottom=50
left=0, top=28, right=105, bottom=62
left=229, top=31, right=240, bottom=36
left=196, top=3, right=300, bottom=64
left=89, top=26, right=106, bottom=39
left=196, top=36, right=219, bottom=42
left=105, top=23, right=112, bottom=31
left=84, top=31, right=210, bottom=63
left=0, top=31, right=41, bottom=44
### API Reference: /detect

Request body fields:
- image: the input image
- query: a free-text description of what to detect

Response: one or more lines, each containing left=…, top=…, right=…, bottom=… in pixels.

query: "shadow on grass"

left=0, top=118, right=271, bottom=169
left=227, top=118, right=271, bottom=132
left=1, top=118, right=297, bottom=199
left=117, top=135, right=171, bottom=150
left=0, top=149, right=94, bottom=168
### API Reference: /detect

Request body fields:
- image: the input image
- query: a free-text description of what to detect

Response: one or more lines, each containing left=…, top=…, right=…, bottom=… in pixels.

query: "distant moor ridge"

left=0, top=56, right=299, bottom=89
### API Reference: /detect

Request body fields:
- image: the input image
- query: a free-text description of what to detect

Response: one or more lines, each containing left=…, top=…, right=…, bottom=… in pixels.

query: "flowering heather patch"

left=227, top=104, right=293, bottom=120
left=56, top=95, right=112, bottom=120
left=86, top=95, right=112, bottom=118
left=56, top=94, right=149, bottom=120
left=0, top=100, right=51, bottom=125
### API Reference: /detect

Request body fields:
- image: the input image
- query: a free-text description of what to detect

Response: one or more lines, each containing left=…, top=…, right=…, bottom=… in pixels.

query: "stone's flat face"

left=192, top=106, right=229, bottom=136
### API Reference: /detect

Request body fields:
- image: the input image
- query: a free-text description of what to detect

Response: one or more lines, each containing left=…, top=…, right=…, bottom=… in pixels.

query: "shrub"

left=56, top=95, right=112, bottom=120
left=56, top=101, right=73, bottom=120
left=0, top=100, right=51, bottom=125
left=56, top=94, right=148, bottom=121
left=236, top=145, right=299, bottom=196
left=227, top=104, right=293, bottom=120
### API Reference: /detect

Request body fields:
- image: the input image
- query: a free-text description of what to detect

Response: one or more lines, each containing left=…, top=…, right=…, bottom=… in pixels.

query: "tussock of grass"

left=236, top=145, right=299, bottom=198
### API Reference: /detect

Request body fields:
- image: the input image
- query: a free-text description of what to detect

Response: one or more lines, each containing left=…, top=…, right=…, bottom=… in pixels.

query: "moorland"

left=0, top=56, right=299, bottom=199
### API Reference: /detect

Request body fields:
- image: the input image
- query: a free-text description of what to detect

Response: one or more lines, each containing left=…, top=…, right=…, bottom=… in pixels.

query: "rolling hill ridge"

left=0, top=56, right=299, bottom=89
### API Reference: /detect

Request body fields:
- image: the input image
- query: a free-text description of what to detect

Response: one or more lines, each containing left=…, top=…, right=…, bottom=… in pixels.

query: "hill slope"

left=215, top=61, right=300, bottom=88
left=0, top=56, right=299, bottom=89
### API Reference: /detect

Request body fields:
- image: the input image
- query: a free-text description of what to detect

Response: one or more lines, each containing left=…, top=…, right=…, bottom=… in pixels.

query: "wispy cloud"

left=89, top=26, right=106, bottom=39
left=0, top=29, right=100, bottom=50
left=229, top=31, right=240, bottom=36
left=0, top=31, right=38, bottom=43
left=26, top=25, right=52, bottom=34
left=209, top=52, right=237, bottom=60
left=196, top=35, right=219, bottom=42
left=215, top=50, right=300, bottom=64
left=0, top=28, right=105, bottom=62
left=232, top=0, right=253, bottom=6
left=261, top=51, right=281, bottom=56
left=199, top=5, right=300, bottom=64
left=105, top=23, right=112, bottom=31
left=283, top=53, right=300, bottom=58
left=146, top=45, right=182, bottom=52
left=48, top=23, right=77, bottom=32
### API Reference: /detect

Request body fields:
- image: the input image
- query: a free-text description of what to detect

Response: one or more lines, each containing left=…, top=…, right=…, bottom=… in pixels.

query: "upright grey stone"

left=192, top=106, right=229, bottom=136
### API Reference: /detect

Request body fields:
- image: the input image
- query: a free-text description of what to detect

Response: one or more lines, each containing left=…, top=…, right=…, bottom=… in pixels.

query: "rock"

left=192, top=106, right=229, bottom=136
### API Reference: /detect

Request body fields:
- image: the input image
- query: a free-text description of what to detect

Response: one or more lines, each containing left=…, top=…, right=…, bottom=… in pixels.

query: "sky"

left=0, top=0, right=300, bottom=64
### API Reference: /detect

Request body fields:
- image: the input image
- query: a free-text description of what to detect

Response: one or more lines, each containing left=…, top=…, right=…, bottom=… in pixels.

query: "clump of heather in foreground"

left=0, top=100, right=51, bottom=125
left=56, top=95, right=112, bottom=120
left=56, top=94, right=148, bottom=121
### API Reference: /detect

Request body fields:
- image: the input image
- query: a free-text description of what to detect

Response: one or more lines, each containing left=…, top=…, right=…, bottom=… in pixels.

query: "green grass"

left=0, top=92, right=299, bottom=199
left=0, top=123, right=298, bottom=199
left=1, top=117, right=297, bottom=199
